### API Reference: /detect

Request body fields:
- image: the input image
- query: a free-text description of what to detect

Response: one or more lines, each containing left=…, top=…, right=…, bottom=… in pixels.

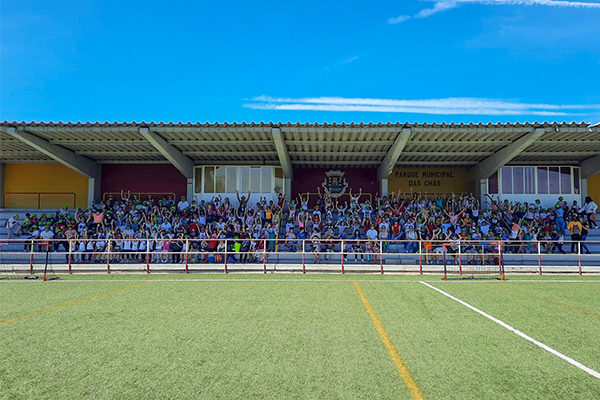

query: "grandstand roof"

left=1, top=121, right=598, bottom=169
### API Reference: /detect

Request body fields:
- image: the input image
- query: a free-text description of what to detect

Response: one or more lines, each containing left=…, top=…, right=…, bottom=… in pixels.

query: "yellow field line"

left=353, top=281, right=425, bottom=400
left=490, top=282, right=600, bottom=320
left=0, top=281, right=153, bottom=326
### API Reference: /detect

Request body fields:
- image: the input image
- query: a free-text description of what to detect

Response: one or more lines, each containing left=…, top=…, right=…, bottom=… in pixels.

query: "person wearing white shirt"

left=582, top=196, right=598, bottom=229
left=366, top=227, right=378, bottom=241
left=7, top=215, right=22, bottom=239
left=177, top=197, right=189, bottom=212
left=40, top=227, right=54, bottom=241
left=480, top=221, right=490, bottom=236
left=160, top=221, right=172, bottom=232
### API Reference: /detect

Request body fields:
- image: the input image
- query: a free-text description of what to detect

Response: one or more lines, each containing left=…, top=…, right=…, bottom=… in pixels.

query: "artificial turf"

left=1, top=274, right=599, bottom=399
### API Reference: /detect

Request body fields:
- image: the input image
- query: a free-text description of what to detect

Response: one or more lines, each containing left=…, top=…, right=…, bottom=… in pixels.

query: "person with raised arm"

left=349, top=188, right=362, bottom=210
left=299, top=192, right=309, bottom=211
left=120, top=189, right=131, bottom=205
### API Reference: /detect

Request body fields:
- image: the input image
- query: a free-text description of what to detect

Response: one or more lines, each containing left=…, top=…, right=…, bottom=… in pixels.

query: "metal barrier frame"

left=0, top=238, right=598, bottom=275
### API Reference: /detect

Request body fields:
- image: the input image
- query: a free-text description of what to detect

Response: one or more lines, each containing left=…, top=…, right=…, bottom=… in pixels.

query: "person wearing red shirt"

left=188, top=221, right=199, bottom=235
left=391, top=221, right=402, bottom=239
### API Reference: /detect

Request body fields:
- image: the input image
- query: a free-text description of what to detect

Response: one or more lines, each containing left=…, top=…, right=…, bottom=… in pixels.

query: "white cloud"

left=340, top=56, right=360, bottom=64
left=462, top=0, right=600, bottom=8
left=415, top=1, right=458, bottom=18
left=388, top=15, right=412, bottom=23
left=389, top=0, right=600, bottom=23
left=245, top=96, right=600, bottom=116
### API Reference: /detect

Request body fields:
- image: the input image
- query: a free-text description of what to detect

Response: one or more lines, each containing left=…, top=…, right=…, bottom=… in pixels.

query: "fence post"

left=263, top=239, right=267, bottom=274
left=419, top=241, right=422, bottom=275
left=29, top=241, right=34, bottom=274
left=185, top=239, right=189, bottom=274
left=146, top=239, right=150, bottom=274
left=578, top=241, right=582, bottom=275
left=500, top=243, right=505, bottom=281
left=537, top=240, right=542, bottom=275
left=106, top=240, right=111, bottom=274
left=341, top=239, right=345, bottom=274
left=458, top=243, right=462, bottom=276
left=224, top=240, right=228, bottom=274
left=302, top=239, right=305, bottom=274
left=380, top=240, right=383, bottom=274
left=68, top=239, right=72, bottom=274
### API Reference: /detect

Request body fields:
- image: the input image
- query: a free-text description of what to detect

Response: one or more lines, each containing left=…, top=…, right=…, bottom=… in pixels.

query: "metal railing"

left=3, top=192, right=77, bottom=209
left=1, top=238, right=598, bottom=276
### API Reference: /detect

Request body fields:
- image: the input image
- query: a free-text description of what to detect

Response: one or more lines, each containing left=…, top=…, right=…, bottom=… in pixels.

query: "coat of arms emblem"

left=322, top=170, right=349, bottom=198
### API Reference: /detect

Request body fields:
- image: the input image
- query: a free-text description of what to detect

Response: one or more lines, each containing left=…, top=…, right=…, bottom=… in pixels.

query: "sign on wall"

left=321, top=170, right=349, bottom=198
left=389, top=168, right=468, bottom=193
left=292, top=168, right=378, bottom=206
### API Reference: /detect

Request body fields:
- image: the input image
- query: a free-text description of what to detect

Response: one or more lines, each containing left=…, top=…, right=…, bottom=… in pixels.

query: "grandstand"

left=1, top=121, right=599, bottom=275
left=2, top=121, right=600, bottom=399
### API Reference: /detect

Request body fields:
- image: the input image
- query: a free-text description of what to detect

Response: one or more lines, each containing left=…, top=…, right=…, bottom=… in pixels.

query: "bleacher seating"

left=2, top=207, right=599, bottom=273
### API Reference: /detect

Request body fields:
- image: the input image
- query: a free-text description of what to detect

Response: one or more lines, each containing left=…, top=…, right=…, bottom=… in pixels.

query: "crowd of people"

left=4, top=188, right=599, bottom=264
left=282, top=190, right=598, bottom=263
left=6, top=191, right=283, bottom=264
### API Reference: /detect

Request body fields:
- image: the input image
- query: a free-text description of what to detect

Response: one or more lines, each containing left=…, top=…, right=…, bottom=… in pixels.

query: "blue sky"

left=2, top=0, right=600, bottom=124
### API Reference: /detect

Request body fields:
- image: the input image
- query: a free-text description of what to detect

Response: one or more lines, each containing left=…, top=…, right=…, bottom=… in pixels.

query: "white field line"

left=3, top=278, right=600, bottom=283
left=419, top=281, right=600, bottom=380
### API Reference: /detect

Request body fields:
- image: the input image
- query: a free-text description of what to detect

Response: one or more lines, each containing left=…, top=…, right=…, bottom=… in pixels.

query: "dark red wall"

left=101, top=164, right=187, bottom=201
left=292, top=168, right=379, bottom=207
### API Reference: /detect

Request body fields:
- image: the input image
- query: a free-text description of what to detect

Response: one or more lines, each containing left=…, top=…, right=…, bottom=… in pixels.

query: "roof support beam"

left=139, top=128, right=194, bottom=179
left=470, top=128, right=545, bottom=180
left=580, top=155, right=600, bottom=179
left=377, top=128, right=411, bottom=181
left=271, top=127, right=293, bottom=179
left=6, top=127, right=100, bottom=178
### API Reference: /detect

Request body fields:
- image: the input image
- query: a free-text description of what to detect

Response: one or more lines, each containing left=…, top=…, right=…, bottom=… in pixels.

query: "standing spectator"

left=92, top=210, right=104, bottom=226
left=554, top=204, right=566, bottom=234
left=6, top=214, right=21, bottom=239
left=567, top=216, right=583, bottom=253
left=580, top=219, right=591, bottom=255
left=582, top=196, right=598, bottom=229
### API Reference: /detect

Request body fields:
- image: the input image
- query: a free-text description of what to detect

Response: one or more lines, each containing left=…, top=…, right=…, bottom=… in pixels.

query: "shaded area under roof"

left=0, top=121, right=598, bottom=169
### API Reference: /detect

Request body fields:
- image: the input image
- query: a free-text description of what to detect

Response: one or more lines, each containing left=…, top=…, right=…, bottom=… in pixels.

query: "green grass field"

left=2, top=274, right=600, bottom=399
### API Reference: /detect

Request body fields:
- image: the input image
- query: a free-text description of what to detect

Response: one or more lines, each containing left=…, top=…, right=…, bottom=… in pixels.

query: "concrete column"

left=284, top=178, right=292, bottom=202
left=470, top=128, right=545, bottom=181
left=186, top=178, right=194, bottom=202
left=477, top=179, right=488, bottom=208
left=380, top=178, right=388, bottom=198
left=88, top=175, right=102, bottom=206
left=0, top=163, right=5, bottom=208
left=377, top=128, right=411, bottom=181
left=272, top=128, right=293, bottom=180
left=7, top=128, right=100, bottom=179
left=140, top=128, right=194, bottom=180
left=581, top=155, right=600, bottom=179
left=581, top=179, right=588, bottom=200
